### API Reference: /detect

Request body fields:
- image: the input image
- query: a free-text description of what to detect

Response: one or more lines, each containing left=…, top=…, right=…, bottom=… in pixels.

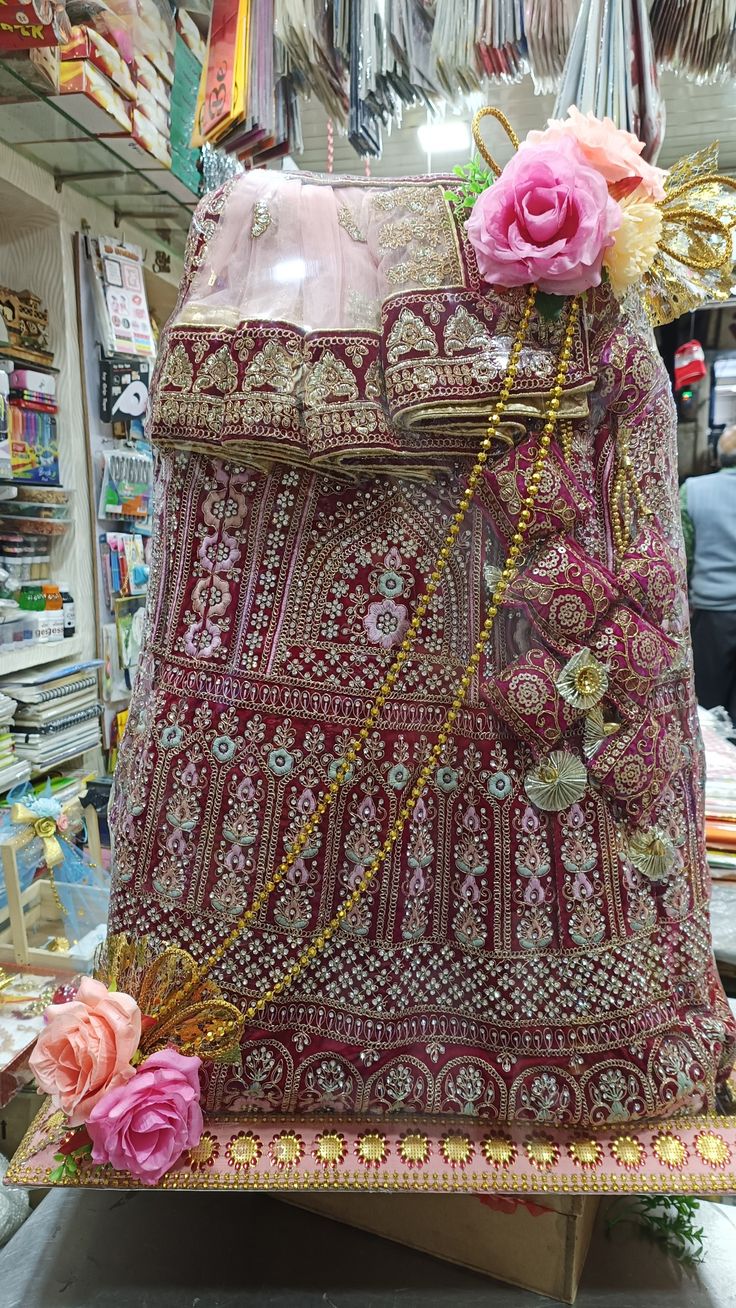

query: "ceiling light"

left=417, top=120, right=471, bottom=155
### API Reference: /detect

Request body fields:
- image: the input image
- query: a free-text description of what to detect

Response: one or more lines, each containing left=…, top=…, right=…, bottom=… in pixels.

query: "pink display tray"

left=6, top=1100, right=736, bottom=1195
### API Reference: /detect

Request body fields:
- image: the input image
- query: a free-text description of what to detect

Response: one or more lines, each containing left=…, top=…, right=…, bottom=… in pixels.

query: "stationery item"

left=0, top=661, right=102, bottom=702
left=8, top=400, right=59, bottom=484
left=90, top=238, right=156, bottom=360
left=0, top=662, right=102, bottom=771
left=58, top=584, right=75, bottom=637
left=98, top=449, right=153, bottom=521
left=99, top=355, right=151, bottom=425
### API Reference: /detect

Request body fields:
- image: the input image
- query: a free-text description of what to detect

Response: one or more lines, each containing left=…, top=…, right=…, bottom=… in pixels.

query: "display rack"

left=0, top=61, right=196, bottom=258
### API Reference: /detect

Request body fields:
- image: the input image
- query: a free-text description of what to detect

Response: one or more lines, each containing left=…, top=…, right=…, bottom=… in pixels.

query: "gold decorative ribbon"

left=10, top=794, right=83, bottom=869
left=471, top=106, right=520, bottom=176
left=643, top=143, right=736, bottom=326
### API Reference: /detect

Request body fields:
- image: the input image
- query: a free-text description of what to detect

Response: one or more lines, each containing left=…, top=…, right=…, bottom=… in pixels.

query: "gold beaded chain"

left=610, top=425, right=652, bottom=557
left=150, top=287, right=579, bottom=1036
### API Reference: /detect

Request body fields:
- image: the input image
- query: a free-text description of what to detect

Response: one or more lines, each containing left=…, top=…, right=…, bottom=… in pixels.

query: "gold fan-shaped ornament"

left=643, top=143, right=736, bottom=327
left=96, top=934, right=244, bottom=1062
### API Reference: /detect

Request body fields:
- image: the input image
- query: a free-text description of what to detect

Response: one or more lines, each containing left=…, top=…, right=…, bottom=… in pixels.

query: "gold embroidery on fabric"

left=304, top=352, right=359, bottom=407
left=386, top=309, right=438, bottom=364
left=251, top=201, right=272, bottom=239
left=374, top=184, right=462, bottom=289
left=346, top=289, right=381, bottom=331
left=364, top=359, right=383, bottom=402
left=160, top=343, right=194, bottom=391
left=244, top=341, right=302, bottom=393
left=193, top=345, right=238, bottom=394
left=443, top=306, right=491, bottom=355
left=337, top=204, right=367, bottom=243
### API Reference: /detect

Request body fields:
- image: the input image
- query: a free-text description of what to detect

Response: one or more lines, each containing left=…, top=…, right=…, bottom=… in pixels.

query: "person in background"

left=681, top=425, right=736, bottom=724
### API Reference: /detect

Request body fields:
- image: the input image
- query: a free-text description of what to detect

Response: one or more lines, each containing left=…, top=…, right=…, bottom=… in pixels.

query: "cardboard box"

left=134, top=51, right=170, bottom=109
left=136, top=82, right=170, bottom=137
left=52, top=59, right=131, bottom=135
left=61, top=27, right=136, bottom=101
left=131, top=107, right=171, bottom=167
left=282, top=1192, right=599, bottom=1304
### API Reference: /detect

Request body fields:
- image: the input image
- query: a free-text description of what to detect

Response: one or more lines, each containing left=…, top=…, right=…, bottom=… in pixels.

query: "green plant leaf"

left=536, top=292, right=566, bottom=321
left=606, top=1197, right=705, bottom=1267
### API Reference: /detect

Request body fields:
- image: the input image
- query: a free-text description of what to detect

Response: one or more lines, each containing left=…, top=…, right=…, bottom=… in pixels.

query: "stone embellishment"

left=524, top=1136, right=560, bottom=1170
left=355, top=1131, right=389, bottom=1168
left=652, top=1132, right=688, bottom=1170
left=185, top=1132, right=219, bottom=1171
left=556, top=648, right=609, bottom=711
left=225, top=1132, right=262, bottom=1169
left=269, top=1131, right=304, bottom=1168
left=481, top=1134, right=517, bottom=1168
left=524, top=750, right=588, bottom=812
left=313, top=1131, right=348, bottom=1167
left=568, top=1139, right=604, bottom=1169
left=337, top=204, right=367, bottom=242
left=251, top=200, right=272, bottom=238
left=8, top=1106, right=736, bottom=1193
left=610, top=1135, right=645, bottom=1169
left=439, top=1132, right=474, bottom=1168
left=397, top=1132, right=431, bottom=1168
left=694, top=1131, right=731, bottom=1169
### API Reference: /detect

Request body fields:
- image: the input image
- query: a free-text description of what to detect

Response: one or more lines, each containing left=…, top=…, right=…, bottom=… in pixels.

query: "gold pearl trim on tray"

left=7, top=1104, right=736, bottom=1195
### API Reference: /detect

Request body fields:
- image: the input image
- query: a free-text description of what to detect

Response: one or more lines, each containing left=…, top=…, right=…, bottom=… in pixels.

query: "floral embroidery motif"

left=243, top=340, right=302, bottom=393
left=193, top=344, right=238, bottom=393
left=160, top=342, right=193, bottom=390
left=385, top=308, right=439, bottom=363
left=304, top=351, right=359, bottom=407
left=337, top=204, right=367, bottom=242
left=443, top=306, right=490, bottom=355
left=363, top=598, right=409, bottom=649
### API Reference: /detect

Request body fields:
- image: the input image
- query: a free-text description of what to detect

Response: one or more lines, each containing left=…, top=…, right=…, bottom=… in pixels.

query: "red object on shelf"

left=674, top=339, right=707, bottom=391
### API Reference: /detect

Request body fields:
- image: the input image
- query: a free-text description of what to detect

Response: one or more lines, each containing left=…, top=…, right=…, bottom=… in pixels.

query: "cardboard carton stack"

left=50, top=1, right=203, bottom=196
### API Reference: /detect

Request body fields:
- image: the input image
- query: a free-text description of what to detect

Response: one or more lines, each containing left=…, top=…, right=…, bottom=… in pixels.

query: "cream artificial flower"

left=604, top=193, right=663, bottom=297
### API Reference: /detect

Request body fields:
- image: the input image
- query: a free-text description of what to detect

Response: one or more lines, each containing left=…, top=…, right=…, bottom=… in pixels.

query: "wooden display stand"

left=0, top=803, right=103, bottom=971
left=282, top=1192, right=599, bottom=1303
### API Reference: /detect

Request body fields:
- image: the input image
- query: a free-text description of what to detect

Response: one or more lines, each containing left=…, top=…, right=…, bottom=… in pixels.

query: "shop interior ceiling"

left=294, top=73, right=736, bottom=177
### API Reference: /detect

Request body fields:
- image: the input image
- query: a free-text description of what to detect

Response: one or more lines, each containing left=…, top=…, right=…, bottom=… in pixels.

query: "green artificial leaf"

left=606, top=1197, right=705, bottom=1267
left=49, top=1165, right=66, bottom=1183
left=446, top=160, right=494, bottom=218
left=536, top=292, right=566, bottom=321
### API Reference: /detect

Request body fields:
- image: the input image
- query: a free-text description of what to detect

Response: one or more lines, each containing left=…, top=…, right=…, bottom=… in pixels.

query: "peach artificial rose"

left=29, top=977, right=142, bottom=1126
left=528, top=107, right=667, bottom=201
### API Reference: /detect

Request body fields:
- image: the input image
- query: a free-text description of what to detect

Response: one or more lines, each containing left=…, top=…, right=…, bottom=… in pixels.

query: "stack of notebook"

left=699, top=707, right=736, bottom=877
left=0, top=689, right=30, bottom=791
left=0, top=661, right=102, bottom=772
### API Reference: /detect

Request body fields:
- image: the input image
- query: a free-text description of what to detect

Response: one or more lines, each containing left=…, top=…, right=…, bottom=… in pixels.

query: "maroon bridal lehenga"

left=108, top=169, right=735, bottom=1127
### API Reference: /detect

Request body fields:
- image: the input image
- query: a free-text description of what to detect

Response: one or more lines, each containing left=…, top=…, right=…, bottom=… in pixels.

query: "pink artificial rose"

left=465, top=136, right=621, bottom=296
left=29, top=976, right=141, bottom=1126
left=528, top=107, right=666, bottom=200
left=87, top=1047, right=203, bottom=1185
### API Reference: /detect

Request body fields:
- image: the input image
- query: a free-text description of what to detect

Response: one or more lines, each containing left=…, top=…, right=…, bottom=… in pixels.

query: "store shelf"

left=0, top=635, right=84, bottom=678
left=0, top=61, right=197, bottom=257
